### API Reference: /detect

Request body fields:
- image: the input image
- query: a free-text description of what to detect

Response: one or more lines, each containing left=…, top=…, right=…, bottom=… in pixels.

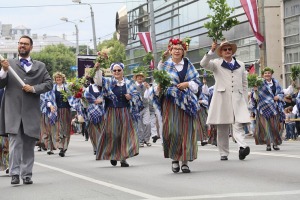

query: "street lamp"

left=60, top=17, right=79, bottom=59
left=72, top=0, right=97, bottom=54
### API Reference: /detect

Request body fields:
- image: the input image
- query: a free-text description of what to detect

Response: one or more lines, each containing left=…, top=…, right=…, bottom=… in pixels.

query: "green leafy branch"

left=204, top=0, right=239, bottom=41
left=153, top=70, right=172, bottom=93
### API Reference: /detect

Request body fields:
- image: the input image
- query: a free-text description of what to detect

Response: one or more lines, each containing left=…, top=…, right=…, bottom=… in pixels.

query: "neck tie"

left=20, top=58, right=31, bottom=67
left=227, top=62, right=233, bottom=70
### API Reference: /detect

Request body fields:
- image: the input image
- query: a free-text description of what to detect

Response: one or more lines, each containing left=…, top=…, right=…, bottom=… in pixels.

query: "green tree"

left=31, top=44, right=76, bottom=78
left=98, top=33, right=126, bottom=64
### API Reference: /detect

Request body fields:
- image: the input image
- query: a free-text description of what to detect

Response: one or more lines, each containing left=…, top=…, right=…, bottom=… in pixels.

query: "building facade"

left=0, top=22, right=76, bottom=59
left=118, top=0, right=300, bottom=87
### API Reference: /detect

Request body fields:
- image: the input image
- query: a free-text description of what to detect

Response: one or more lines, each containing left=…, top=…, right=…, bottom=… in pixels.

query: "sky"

left=0, top=0, right=128, bottom=47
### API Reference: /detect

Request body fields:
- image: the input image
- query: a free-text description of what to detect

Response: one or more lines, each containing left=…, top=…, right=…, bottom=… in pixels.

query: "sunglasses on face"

left=113, top=69, right=122, bottom=72
left=222, top=48, right=232, bottom=52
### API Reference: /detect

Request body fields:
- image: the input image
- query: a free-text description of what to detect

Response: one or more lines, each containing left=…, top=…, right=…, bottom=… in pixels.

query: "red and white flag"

left=240, top=0, right=265, bottom=45
left=137, top=32, right=154, bottom=69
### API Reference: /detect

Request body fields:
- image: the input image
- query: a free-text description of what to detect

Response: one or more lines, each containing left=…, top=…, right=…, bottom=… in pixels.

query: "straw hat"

left=216, top=40, right=237, bottom=57
left=133, top=66, right=148, bottom=80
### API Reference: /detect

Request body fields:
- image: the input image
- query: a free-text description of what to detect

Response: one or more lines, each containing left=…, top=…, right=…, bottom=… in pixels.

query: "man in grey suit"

left=0, top=35, right=53, bottom=185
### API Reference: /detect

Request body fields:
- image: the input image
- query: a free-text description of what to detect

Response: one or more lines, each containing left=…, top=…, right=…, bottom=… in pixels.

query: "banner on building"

left=240, top=0, right=265, bottom=45
left=137, top=32, right=154, bottom=69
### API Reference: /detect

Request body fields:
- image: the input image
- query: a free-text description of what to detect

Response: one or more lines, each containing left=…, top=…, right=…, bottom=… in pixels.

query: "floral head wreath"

left=167, top=37, right=191, bottom=51
left=261, top=67, right=274, bottom=75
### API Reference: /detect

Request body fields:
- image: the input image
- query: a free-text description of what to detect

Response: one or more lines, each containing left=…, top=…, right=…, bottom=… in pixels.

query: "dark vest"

left=177, top=58, right=188, bottom=83
left=106, top=84, right=129, bottom=108
left=89, top=85, right=101, bottom=99
left=55, top=89, right=71, bottom=108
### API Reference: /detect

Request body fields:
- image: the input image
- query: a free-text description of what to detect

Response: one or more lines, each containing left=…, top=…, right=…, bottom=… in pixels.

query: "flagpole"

left=258, top=0, right=266, bottom=70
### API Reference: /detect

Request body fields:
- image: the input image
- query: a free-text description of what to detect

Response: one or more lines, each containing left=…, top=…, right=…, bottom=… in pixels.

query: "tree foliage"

left=31, top=44, right=76, bottom=78
left=97, top=33, right=126, bottom=64
left=204, top=0, right=239, bottom=41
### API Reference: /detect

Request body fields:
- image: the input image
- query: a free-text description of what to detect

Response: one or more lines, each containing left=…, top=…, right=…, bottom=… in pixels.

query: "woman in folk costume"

left=249, top=67, right=285, bottom=151
left=154, top=38, right=202, bottom=173
left=84, top=75, right=106, bottom=155
left=0, top=88, right=9, bottom=174
left=95, top=62, right=142, bottom=167
left=196, top=79, right=210, bottom=146
left=206, top=85, right=217, bottom=146
left=44, top=72, right=82, bottom=157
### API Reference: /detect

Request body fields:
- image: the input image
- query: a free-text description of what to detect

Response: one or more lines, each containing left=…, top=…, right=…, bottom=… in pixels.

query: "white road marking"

left=34, top=162, right=159, bottom=199
left=145, top=190, right=300, bottom=200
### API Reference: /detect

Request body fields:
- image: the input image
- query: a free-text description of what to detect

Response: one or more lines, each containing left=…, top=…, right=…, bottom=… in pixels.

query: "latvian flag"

left=240, top=0, right=265, bottom=45
left=137, top=32, right=154, bottom=69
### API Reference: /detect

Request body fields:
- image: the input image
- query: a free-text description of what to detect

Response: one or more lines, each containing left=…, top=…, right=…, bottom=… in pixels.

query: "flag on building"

left=240, top=0, right=265, bottom=45
left=137, top=32, right=154, bottom=69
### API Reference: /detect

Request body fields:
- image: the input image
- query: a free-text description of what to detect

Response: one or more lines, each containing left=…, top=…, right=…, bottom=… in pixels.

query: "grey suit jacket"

left=0, top=58, right=53, bottom=139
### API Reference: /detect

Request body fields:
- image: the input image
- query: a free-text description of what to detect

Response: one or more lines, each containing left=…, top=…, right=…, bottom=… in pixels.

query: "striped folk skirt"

left=195, top=108, right=208, bottom=141
left=254, top=113, right=282, bottom=145
left=208, top=125, right=217, bottom=146
left=96, top=107, right=139, bottom=161
left=40, top=114, right=58, bottom=151
left=55, top=108, right=72, bottom=151
left=161, top=99, right=198, bottom=161
left=0, top=136, right=9, bottom=171
left=88, top=119, right=104, bottom=152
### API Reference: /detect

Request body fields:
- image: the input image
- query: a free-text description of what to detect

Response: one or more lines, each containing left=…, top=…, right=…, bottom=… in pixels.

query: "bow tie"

left=20, top=58, right=31, bottom=67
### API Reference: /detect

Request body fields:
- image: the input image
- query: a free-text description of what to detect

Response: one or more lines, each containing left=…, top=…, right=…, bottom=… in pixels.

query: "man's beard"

left=18, top=49, right=30, bottom=57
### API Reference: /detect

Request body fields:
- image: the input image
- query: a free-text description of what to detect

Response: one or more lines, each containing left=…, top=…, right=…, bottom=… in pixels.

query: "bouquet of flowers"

left=247, top=74, right=263, bottom=88
left=61, top=78, right=85, bottom=101
left=95, top=50, right=109, bottom=69
left=153, top=70, right=172, bottom=93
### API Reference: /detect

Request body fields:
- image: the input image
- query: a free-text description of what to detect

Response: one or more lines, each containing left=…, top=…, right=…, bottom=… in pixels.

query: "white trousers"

left=216, top=123, right=248, bottom=156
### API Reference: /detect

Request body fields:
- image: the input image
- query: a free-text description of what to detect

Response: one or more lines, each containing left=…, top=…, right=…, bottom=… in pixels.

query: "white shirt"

left=0, top=56, right=33, bottom=79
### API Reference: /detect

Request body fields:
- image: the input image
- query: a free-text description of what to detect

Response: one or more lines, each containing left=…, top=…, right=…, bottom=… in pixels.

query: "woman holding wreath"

left=249, top=67, right=285, bottom=151
left=94, top=62, right=142, bottom=167
left=154, top=38, right=202, bottom=173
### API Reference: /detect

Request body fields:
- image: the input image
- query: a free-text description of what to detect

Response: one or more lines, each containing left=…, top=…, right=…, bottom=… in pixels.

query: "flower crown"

left=167, top=37, right=191, bottom=51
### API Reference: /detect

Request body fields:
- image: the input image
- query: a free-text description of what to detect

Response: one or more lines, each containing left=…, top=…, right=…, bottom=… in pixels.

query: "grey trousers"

left=216, top=123, right=248, bottom=157
left=9, top=123, right=36, bottom=179
left=137, top=107, right=151, bottom=143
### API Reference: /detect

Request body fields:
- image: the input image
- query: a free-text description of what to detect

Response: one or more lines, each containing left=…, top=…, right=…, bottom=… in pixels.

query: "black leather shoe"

left=181, top=164, right=191, bottom=173
left=110, top=160, right=117, bottom=166
left=152, top=136, right=160, bottom=143
left=239, top=146, right=250, bottom=160
left=266, top=145, right=271, bottom=151
left=23, top=177, right=33, bottom=184
left=5, top=168, right=9, bottom=174
left=273, top=145, right=280, bottom=151
left=172, top=161, right=180, bottom=173
left=47, top=151, right=54, bottom=155
left=120, top=160, right=129, bottom=167
left=11, top=175, right=20, bottom=185
left=201, top=141, right=208, bottom=146
left=59, top=150, right=65, bottom=157
left=220, top=156, right=228, bottom=161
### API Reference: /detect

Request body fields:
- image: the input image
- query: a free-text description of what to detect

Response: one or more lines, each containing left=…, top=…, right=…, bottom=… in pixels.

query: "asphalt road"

left=1, top=134, right=300, bottom=200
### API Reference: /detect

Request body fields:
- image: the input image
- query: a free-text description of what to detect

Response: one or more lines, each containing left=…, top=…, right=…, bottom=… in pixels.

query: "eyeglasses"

left=222, top=48, right=232, bottom=52
left=113, top=69, right=122, bottom=72
left=18, top=42, right=30, bottom=46
left=172, top=48, right=183, bottom=52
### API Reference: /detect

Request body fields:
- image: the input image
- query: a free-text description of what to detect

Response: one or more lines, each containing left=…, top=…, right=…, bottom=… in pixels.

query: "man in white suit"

left=200, top=40, right=250, bottom=161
